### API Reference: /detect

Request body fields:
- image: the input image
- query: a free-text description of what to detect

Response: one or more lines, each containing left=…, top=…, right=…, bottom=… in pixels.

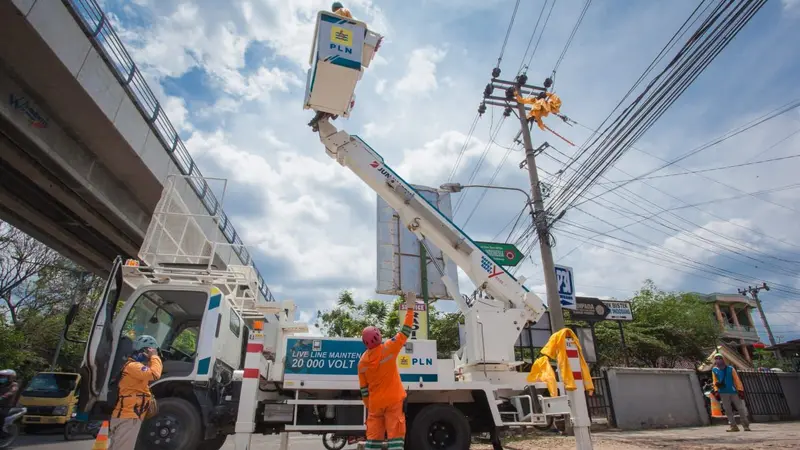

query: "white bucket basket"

left=303, top=11, right=382, bottom=117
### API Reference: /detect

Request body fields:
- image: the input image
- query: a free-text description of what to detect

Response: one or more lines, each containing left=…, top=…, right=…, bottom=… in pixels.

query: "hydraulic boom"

left=314, top=118, right=547, bottom=370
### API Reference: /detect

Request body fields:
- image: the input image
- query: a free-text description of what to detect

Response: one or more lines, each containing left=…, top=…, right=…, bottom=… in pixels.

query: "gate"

left=585, top=369, right=615, bottom=426
left=739, top=370, right=791, bottom=421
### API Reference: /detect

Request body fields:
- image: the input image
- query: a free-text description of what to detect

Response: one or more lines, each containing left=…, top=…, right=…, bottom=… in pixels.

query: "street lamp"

left=439, top=183, right=534, bottom=217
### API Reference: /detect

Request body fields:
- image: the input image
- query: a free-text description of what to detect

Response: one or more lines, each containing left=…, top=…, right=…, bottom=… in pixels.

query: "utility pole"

left=738, top=283, right=777, bottom=348
left=480, top=71, right=565, bottom=332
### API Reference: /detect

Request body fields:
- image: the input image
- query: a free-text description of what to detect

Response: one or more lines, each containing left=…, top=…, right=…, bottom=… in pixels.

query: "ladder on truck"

left=126, top=174, right=279, bottom=322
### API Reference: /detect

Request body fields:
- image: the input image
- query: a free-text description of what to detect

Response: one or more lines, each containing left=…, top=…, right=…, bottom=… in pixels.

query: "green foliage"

left=752, top=348, right=794, bottom=372
left=0, top=220, right=102, bottom=382
left=315, top=290, right=463, bottom=358
left=591, top=280, right=721, bottom=368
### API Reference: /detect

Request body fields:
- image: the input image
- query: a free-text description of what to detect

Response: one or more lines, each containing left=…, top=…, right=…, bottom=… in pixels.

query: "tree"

left=315, top=291, right=464, bottom=358
left=0, top=221, right=60, bottom=326
left=590, top=280, right=720, bottom=368
left=0, top=221, right=102, bottom=380
left=315, top=290, right=392, bottom=337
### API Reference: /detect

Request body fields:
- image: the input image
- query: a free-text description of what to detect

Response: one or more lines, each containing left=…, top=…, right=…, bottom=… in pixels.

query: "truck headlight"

left=52, top=406, right=67, bottom=416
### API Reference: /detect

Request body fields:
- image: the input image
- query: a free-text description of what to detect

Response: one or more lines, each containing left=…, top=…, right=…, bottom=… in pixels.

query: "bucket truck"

left=71, top=10, right=589, bottom=450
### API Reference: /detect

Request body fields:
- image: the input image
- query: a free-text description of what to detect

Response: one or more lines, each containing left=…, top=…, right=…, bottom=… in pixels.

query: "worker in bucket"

left=358, top=292, right=416, bottom=450
left=109, top=335, right=163, bottom=450
left=332, top=2, right=353, bottom=18
left=711, top=352, right=751, bottom=432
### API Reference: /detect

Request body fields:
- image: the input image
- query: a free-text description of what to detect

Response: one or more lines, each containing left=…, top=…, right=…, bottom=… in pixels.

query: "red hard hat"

left=362, top=326, right=382, bottom=349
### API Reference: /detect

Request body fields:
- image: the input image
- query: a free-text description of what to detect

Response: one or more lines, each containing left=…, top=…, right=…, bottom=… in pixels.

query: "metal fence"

left=586, top=369, right=615, bottom=426
left=59, top=0, right=274, bottom=302
left=739, top=370, right=791, bottom=420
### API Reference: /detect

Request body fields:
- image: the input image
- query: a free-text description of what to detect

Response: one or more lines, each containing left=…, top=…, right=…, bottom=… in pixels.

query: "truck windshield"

left=22, top=373, right=78, bottom=398
left=121, top=291, right=176, bottom=349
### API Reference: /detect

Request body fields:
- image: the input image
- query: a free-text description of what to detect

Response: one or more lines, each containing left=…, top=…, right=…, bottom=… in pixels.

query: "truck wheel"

left=136, top=398, right=201, bottom=450
left=409, top=404, right=470, bottom=450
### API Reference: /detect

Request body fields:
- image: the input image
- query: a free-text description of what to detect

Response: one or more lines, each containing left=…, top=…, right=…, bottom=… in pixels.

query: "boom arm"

left=314, top=118, right=547, bottom=368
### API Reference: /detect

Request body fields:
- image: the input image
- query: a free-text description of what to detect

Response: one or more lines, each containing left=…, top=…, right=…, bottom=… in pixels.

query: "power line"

left=517, top=0, right=552, bottom=75
left=522, top=0, right=557, bottom=72
left=551, top=0, right=592, bottom=80
left=551, top=0, right=768, bottom=214
left=447, top=113, right=481, bottom=183
left=571, top=98, right=800, bottom=207
left=496, top=0, right=523, bottom=68
left=595, top=151, right=800, bottom=185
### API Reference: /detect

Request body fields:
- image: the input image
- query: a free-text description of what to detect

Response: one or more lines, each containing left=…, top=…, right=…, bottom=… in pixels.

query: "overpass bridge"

left=0, top=0, right=274, bottom=302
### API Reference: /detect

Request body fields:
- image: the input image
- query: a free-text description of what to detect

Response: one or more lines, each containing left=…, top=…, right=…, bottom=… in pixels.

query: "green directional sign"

left=475, top=241, right=524, bottom=267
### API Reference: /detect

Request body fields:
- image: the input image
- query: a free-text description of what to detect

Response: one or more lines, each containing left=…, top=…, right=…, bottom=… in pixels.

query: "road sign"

left=555, top=264, right=576, bottom=310
left=476, top=242, right=524, bottom=267
left=570, top=297, right=609, bottom=322
left=604, top=300, right=633, bottom=321
left=568, top=297, right=633, bottom=322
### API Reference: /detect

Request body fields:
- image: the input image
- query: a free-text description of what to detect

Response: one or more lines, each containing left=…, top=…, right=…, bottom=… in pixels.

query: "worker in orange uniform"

left=109, top=335, right=162, bottom=450
left=358, top=292, right=416, bottom=450
left=332, top=2, right=353, bottom=18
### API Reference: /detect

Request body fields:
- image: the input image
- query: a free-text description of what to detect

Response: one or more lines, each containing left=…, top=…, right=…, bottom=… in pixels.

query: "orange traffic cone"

left=92, top=421, right=109, bottom=449
left=707, top=393, right=724, bottom=418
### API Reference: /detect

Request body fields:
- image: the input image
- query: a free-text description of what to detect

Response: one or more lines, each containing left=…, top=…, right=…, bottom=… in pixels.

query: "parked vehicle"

left=17, top=372, right=80, bottom=433
left=0, top=407, right=26, bottom=449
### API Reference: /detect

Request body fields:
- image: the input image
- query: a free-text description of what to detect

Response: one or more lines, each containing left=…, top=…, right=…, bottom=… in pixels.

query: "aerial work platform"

left=303, top=11, right=382, bottom=118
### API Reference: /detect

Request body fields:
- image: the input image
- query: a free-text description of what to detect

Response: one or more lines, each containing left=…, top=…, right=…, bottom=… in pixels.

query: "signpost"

left=555, top=264, right=576, bottom=310
left=604, top=300, right=633, bottom=321
left=475, top=242, right=524, bottom=267
left=399, top=301, right=429, bottom=340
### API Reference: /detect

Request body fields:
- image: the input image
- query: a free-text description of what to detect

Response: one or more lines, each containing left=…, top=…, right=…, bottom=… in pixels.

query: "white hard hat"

left=133, top=335, right=159, bottom=351
left=0, top=369, right=16, bottom=377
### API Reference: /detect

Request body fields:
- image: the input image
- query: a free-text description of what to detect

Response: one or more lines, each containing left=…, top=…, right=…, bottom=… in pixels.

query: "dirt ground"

left=472, top=422, right=800, bottom=449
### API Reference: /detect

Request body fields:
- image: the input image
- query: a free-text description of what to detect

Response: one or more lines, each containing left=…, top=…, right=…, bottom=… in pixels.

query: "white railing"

left=60, top=0, right=274, bottom=302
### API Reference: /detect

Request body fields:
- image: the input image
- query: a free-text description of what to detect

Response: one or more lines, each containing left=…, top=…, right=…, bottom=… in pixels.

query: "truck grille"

left=25, top=406, right=56, bottom=416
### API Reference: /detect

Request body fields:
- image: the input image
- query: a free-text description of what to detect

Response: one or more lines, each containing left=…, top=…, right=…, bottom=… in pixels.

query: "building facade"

left=697, top=292, right=761, bottom=363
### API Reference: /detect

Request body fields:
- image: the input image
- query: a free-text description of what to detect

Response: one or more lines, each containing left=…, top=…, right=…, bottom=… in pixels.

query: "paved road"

left=12, top=430, right=326, bottom=449
left=16, top=422, right=800, bottom=449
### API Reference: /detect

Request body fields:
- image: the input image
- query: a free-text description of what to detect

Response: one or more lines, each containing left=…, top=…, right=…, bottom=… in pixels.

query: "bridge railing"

left=63, top=0, right=275, bottom=302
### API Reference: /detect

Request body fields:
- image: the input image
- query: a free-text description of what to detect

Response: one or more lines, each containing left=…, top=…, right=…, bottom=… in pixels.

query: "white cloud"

left=102, top=0, right=800, bottom=341
left=392, top=46, right=447, bottom=98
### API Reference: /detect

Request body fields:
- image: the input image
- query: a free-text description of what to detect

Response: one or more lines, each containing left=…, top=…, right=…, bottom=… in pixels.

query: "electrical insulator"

left=478, top=102, right=487, bottom=115
left=505, top=87, right=515, bottom=100
left=517, top=73, right=528, bottom=86
left=484, top=84, right=493, bottom=98
left=503, top=107, right=512, bottom=117
left=537, top=91, right=547, bottom=99
left=544, top=77, right=553, bottom=88
left=492, top=67, right=501, bottom=78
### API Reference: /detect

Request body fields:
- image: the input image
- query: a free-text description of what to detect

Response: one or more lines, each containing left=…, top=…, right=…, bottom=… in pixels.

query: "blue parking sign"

left=555, top=265, right=576, bottom=310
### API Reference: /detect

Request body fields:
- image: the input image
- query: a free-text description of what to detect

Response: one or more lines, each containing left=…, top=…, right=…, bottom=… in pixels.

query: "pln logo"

left=330, top=26, right=354, bottom=54
left=397, top=355, right=411, bottom=369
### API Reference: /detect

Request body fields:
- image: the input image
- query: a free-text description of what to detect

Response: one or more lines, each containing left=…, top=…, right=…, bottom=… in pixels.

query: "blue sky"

left=100, top=0, right=800, bottom=342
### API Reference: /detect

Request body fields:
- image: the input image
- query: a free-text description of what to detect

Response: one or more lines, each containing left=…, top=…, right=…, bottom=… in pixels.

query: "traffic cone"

left=92, top=421, right=109, bottom=449
left=707, top=393, right=724, bottom=418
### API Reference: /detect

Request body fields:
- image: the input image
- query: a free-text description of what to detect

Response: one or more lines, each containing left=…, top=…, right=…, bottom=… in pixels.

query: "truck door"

left=77, top=256, right=123, bottom=415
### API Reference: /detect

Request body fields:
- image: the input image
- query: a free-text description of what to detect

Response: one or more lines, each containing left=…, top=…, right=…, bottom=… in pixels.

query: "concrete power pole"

left=480, top=71, right=565, bottom=332
left=738, top=283, right=777, bottom=347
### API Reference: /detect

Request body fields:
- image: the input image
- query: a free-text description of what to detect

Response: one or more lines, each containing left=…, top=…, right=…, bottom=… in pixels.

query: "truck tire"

left=136, top=397, right=201, bottom=450
left=409, top=404, right=470, bottom=450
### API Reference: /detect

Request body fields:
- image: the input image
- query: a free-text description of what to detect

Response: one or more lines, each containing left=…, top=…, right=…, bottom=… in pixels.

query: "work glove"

left=738, top=391, right=745, bottom=400
left=404, top=291, right=417, bottom=310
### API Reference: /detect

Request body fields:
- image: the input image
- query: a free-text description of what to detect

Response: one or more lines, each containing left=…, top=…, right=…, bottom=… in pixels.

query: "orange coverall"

left=112, top=355, right=162, bottom=419
left=358, top=308, right=414, bottom=448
